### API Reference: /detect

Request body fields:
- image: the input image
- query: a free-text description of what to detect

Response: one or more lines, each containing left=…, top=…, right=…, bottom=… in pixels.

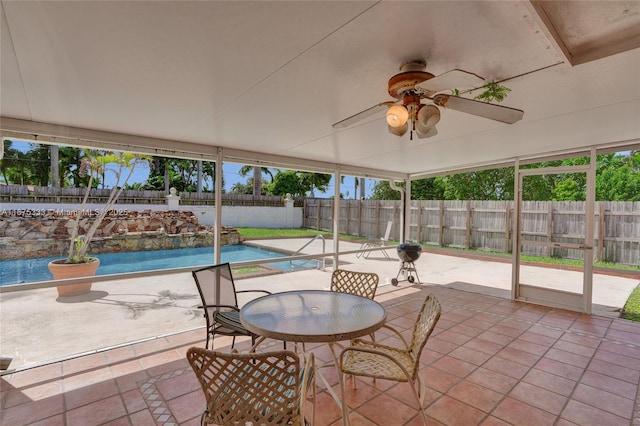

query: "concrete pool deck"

left=1, top=238, right=638, bottom=371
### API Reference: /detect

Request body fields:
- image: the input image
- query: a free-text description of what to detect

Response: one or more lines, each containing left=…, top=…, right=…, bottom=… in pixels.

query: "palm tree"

left=238, top=165, right=276, bottom=196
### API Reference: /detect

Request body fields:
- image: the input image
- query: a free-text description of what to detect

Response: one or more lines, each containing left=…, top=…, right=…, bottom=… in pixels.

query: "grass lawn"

left=622, top=285, right=640, bottom=322
left=236, top=227, right=366, bottom=240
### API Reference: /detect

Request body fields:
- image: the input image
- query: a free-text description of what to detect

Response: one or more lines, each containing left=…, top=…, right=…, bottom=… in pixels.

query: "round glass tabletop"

left=240, top=290, right=386, bottom=343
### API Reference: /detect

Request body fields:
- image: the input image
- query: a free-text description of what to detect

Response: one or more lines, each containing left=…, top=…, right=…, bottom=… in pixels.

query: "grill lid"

left=397, top=243, right=422, bottom=261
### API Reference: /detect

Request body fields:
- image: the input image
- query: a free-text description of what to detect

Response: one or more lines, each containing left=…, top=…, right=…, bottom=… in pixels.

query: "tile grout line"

left=138, top=369, right=188, bottom=426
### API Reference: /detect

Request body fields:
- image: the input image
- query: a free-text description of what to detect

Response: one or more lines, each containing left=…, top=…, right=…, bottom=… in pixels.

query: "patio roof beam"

left=222, top=147, right=407, bottom=181
left=1, top=117, right=408, bottom=181
left=409, top=139, right=640, bottom=180
left=0, top=118, right=216, bottom=161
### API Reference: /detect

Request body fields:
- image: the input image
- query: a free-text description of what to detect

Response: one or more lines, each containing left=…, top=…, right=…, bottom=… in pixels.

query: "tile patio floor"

left=2, top=283, right=640, bottom=426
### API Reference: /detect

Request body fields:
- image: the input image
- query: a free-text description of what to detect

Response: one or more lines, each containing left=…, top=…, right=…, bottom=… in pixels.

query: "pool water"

left=0, top=245, right=314, bottom=286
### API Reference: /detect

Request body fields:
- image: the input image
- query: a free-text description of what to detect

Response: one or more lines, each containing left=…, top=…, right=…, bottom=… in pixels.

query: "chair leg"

left=340, top=372, right=352, bottom=426
left=408, top=378, right=428, bottom=426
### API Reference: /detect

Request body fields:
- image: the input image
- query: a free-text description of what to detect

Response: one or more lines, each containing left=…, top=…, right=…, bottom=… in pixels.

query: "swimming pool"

left=0, top=245, right=315, bottom=286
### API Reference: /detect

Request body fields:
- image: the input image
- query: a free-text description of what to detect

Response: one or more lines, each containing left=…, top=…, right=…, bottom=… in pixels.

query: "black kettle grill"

left=392, top=243, right=422, bottom=286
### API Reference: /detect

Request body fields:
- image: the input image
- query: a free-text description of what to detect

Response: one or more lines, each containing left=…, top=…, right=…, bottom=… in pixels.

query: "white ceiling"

left=1, top=1, right=639, bottom=180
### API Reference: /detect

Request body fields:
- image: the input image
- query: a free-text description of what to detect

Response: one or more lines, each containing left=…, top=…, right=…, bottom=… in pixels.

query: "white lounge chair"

left=357, top=221, right=392, bottom=259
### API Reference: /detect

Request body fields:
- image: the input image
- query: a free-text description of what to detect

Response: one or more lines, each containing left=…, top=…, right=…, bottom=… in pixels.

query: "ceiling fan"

left=332, top=60, right=524, bottom=139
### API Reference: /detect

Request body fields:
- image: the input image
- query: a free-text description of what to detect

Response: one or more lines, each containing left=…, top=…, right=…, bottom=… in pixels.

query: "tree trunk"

left=50, top=145, right=59, bottom=187
left=253, top=166, right=262, bottom=196
left=197, top=160, right=203, bottom=194
left=164, top=159, right=170, bottom=192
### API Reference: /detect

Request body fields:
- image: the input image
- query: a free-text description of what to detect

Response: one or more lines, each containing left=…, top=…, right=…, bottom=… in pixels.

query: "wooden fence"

left=303, top=199, right=640, bottom=267
left=0, top=185, right=301, bottom=206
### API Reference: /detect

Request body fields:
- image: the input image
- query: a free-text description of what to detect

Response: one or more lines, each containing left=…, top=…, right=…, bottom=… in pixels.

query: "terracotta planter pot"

left=48, top=258, right=100, bottom=297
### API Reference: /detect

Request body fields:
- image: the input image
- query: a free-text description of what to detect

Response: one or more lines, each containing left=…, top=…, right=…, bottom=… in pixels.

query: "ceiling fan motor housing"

left=388, top=71, right=434, bottom=99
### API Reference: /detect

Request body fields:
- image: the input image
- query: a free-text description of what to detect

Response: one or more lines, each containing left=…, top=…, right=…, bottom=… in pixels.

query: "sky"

left=7, top=140, right=375, bottom=198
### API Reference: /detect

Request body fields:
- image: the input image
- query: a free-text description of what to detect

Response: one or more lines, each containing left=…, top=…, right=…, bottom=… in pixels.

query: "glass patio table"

left=240, top=289, right=387, bottom=423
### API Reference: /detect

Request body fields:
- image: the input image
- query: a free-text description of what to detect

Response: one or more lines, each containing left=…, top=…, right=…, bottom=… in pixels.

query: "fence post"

left=416, top=201, right=423, bottom=244
left=439, top=200, right=445, bottom=247
left=357, top=200, right=362, bottom=238
left=316, top=200, right=321, bottom=231
left=466, top=200, right=472, bottom=249
left=329, top=199, right=334, bottom=232
left=546, top=202, right=553, bottom=257
left=345, top=201, right=350, bottom=235
left=505, top=202, right=511, bottom=253
left=597, top=201, right=605, bottom=262
left=375, top=203, right=381, bottom=239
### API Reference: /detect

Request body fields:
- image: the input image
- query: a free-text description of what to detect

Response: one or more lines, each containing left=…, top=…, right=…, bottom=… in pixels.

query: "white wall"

left=1, top=201, right=303, bottom=229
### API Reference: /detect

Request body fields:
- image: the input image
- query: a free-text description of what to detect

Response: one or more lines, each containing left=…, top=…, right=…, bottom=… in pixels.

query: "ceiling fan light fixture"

left=388, top=122, right=408, bottom=136
left=416, top=104, right=441, bottom=130
left=386, top=105, right=409, bottom=127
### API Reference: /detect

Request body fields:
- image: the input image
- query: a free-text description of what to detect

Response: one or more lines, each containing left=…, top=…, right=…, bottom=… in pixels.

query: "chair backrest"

left=331, top=269, right=379, bottom=300
left=408, top=294, right=441, bottom=377
left=187, top=347, right=307, bottom=426
left=192, top=263, right=238, bottom=321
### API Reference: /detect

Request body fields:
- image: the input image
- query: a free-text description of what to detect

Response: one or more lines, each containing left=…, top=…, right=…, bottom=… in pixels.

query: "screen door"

left=512, top=154, right=596, bottom=313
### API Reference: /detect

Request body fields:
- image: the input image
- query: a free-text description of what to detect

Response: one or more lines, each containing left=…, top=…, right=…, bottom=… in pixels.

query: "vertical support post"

left=333, top=168, right=341, bottom=270
left=214, top=148, right=223, bottom=265
left=511, top=158, right=521, bottom=300
left=404, top=178, right=411, bottom=243
left=583, top=148, right=596, bottom=314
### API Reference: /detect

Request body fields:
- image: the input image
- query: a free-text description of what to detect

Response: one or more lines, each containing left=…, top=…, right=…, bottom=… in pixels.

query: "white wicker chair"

left=187, top=347, right=315, bottom=426
left=339, top=294, right=441, bottom=425
left=330, top=269, right=379, bottom=300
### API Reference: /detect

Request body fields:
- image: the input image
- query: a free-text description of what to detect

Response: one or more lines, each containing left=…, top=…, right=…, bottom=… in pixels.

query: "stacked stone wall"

left=0, top=210, right=241, bottom=260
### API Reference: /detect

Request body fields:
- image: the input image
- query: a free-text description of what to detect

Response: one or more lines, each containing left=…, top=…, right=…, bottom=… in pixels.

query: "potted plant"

left=48, top=150, right=150, bottom=297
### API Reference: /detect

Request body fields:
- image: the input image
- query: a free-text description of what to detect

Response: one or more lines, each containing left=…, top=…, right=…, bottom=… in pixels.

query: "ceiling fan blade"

left=332, top=102, right=394, bottom=129
left=416, top=69, right=485, bottom=95
left=433, top=94, right=524, bottom=124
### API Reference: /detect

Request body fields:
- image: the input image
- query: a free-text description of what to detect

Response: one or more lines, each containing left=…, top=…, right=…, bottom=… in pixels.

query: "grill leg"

left=391, top=261, right=421, bottom=285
